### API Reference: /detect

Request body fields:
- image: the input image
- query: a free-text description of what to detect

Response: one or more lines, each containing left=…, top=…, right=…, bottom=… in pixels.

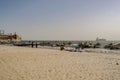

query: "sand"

left=0, top=45, right=120, bottom=80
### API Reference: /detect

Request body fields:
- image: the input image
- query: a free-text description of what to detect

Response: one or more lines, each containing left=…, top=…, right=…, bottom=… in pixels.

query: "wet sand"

left=0, top=45, right=120, bottom=80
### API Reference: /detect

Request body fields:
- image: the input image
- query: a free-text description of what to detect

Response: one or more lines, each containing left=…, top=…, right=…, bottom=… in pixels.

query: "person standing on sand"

left=31, top=41, right=34, bottom=48
left=35, top=41, right=38, bottom=48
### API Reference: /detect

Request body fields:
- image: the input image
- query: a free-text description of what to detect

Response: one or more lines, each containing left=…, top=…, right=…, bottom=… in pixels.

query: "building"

left=0, top=30, right=21, bottom=43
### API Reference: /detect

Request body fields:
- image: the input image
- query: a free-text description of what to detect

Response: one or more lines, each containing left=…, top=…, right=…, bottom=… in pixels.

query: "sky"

left=0, top=0, right=120, bottom=40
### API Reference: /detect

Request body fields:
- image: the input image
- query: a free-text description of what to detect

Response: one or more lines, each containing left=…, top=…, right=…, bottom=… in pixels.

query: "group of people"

left=31, top=41, right=38, bottom=48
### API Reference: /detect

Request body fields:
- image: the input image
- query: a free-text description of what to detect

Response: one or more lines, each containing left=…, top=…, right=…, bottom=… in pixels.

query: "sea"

left=21, top=40, right=120, bottom=54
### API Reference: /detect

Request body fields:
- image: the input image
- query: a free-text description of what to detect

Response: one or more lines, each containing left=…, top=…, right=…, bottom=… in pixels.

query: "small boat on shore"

left=13, top=42, right=31, bottom=46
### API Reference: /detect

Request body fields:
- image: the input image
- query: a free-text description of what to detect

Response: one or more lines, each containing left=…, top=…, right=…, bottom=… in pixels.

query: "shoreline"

left=1, top=44, right=120, bottom=54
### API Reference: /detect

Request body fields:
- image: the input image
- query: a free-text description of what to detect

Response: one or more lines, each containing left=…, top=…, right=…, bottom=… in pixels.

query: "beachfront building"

left=0, top=30, right=21, bottom=43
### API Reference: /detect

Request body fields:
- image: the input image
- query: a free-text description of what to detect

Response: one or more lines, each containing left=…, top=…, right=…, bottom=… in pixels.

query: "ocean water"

left=18, top=40, right=120, bottom=54
left=22, top=40, right=120, bottom=48
left=84, top=48, right=120, bottom=54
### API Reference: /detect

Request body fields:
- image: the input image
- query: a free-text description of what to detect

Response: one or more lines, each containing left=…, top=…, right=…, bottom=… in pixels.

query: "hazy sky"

left=0, top=0, right=120, bottom=40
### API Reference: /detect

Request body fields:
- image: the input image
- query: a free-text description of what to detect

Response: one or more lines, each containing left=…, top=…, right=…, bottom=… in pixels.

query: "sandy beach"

left=0, top=45, right=120, bottom=80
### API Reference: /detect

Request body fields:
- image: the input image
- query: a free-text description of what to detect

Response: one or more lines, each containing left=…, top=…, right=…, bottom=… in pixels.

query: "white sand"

left=0, top=45, right=120, bottom=80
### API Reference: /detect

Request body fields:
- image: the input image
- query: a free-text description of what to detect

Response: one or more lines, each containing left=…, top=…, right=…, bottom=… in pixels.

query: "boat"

left=96, top=37, right=106, bottom=42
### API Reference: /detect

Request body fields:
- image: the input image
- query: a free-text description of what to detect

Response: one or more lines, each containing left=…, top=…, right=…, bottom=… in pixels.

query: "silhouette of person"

left=31, top=41, right=34, bottom=48
left=35, top=42, right=38, bottom=48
